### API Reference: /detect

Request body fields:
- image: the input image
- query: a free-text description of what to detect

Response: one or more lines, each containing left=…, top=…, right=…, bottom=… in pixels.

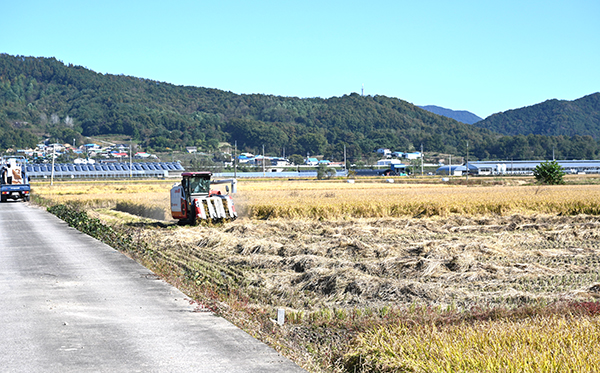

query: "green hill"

left=474, top=93, right=600, bottom=138
left=419, top=105, right=482, bottom=124
left=1, top=54, right=599, bottom=161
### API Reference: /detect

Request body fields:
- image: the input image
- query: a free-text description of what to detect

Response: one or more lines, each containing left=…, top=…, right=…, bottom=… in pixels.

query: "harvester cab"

left=170, top=172, right=237, bottom=224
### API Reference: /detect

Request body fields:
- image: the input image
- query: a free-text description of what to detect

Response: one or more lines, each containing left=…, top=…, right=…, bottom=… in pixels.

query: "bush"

left=533, top=160, right=565, bottom=185
left=47, top=204, right=143, bottom=254
left=316, top=164, right=336, bottom=180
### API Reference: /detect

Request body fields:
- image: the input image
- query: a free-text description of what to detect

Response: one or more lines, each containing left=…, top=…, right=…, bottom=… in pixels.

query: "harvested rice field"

left=140, top=214, right=600, bottom=309
left=32, top=177, right=600, bottom=372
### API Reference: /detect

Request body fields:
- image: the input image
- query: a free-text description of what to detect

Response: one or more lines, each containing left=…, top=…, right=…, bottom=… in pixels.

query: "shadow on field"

left=125, top=221, right=174, bottom=228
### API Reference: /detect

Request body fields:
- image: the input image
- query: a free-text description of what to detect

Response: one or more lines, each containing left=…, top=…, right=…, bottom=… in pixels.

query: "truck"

left=1, top=156, right=31, bottom=202
left=170, top=172, right=237, bottom=224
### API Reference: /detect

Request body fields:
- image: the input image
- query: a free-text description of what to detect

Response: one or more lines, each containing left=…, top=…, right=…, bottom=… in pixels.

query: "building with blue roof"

left=305, top=157, right=318, bottom=166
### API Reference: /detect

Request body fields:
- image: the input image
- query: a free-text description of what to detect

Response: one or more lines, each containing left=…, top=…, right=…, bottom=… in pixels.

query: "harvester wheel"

left=177, top=216, right=196, bottom=226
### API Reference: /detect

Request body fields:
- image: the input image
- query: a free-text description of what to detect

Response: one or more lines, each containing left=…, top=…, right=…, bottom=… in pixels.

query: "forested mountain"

left=1, top=54, right=599, bottom=161
left=474, top=93, right=600, bottom=138
left=418, top=105, right=482, bottom=124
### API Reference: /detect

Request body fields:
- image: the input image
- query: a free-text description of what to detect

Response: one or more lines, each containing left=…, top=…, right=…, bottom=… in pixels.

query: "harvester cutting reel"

left=171, top=172, right=238, bottom=225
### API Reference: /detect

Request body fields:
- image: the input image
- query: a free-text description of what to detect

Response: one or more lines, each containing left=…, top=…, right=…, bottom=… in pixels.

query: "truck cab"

left=1, top=157, right=31, bottom=202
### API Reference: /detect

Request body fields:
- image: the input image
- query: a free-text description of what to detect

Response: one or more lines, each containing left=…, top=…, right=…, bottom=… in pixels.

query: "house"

left=83, top=143, right=100, bottom=150
left=305, top=157, right=319, bottom=166
left=377, top=148, right=392, bottom=157
left=134, top=152, right=151, bottom=159
left=237, top=154, right=251, bottom=163
left=403, top=152, right=422, bottom=160
left=251, top=155, right=266, bottom=166
left=270, top=157, right=289, bottom=167
left=48, top=143, right=65, bottom=152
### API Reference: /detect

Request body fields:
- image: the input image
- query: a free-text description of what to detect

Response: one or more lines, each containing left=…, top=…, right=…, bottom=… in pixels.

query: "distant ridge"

left=419, top=105, right=482, bottom=124
left=472, top=93, right=600, bottom=138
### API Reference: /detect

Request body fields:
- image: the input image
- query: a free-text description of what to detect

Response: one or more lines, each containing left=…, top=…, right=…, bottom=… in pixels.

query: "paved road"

left=0, top=202, right=305, bottom=372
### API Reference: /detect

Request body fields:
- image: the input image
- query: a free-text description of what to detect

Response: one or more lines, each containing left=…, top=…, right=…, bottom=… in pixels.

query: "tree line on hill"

left=1, top=53, right=599, bottom=162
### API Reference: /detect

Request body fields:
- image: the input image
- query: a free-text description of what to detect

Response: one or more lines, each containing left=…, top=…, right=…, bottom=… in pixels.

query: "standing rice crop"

left=345, top=314, right=600, bottom=372
left=239, top=183, right=600, bottom=219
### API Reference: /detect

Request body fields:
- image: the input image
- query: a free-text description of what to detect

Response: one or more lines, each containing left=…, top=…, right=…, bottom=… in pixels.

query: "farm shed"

left=435, top=165, right=463, bottom=176
left=470, top=160, right=600, bottom=175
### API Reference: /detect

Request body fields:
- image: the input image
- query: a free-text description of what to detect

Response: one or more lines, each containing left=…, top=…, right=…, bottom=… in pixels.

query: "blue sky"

left=2, top=0, right=598, bottom=118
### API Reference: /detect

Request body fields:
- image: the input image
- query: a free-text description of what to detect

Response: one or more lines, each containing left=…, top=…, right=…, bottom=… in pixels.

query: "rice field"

left=32, top=177, right=600, bottom=372
left=346, top=314, right=600, bottom=372
left=240, top=181, right=600, bottom=218
left=32, top=178, right=600, bottom=219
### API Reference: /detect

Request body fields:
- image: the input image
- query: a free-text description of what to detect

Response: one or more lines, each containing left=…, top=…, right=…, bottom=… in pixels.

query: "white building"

left=403, top=152, right=422, bottom=160
left=377, top=148, right=392, bottom=157
left=377, top=159, right=403, bottom=166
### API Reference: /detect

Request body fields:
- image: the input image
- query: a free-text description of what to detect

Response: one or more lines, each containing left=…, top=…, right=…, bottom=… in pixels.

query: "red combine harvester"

left=170, top=172, right=237, bottom=224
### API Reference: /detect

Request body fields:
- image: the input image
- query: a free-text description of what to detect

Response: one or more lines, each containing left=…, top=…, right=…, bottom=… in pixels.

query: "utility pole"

left=262, top=144, right=265, bottom=177
left=466, top=141, right=469, bottom=184
left=50, top=144, right=55, bottom=186
left=420, top=143, right=424, bottom=177
left=344, top=144, right=347, bottom=175
left=129, top=141, right=133, bottom=178
left=234, top=141, right=237, bottom=179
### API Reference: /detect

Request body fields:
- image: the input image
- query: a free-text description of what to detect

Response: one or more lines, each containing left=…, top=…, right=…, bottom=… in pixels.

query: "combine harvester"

left=0, top=156, right=31, bottom=202
left=170, top=172, right=237, bottom=225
